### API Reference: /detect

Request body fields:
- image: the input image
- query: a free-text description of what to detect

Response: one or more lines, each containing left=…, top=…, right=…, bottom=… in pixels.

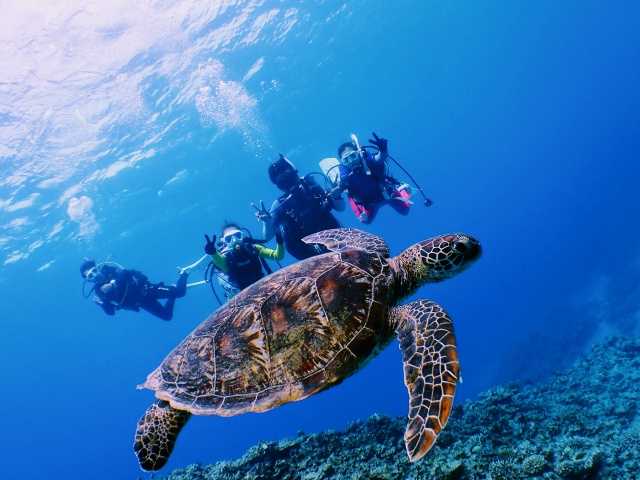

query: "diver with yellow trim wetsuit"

left=203, top=223, right=284, bottom=299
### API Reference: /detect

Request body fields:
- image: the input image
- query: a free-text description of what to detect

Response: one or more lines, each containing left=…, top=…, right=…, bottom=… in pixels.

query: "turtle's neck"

left=389, top=244, right=430, bottom=301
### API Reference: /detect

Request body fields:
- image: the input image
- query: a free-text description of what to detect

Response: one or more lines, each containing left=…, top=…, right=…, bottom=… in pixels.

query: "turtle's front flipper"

left=302, top=228, right=390, bottom=257
left=391, top=300, right=460, bottom=462
left=133, top=400, right=191, bottom=471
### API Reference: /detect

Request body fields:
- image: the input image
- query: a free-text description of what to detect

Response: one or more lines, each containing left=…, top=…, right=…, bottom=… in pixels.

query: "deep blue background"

left=1, top=2, right=639, bottom=479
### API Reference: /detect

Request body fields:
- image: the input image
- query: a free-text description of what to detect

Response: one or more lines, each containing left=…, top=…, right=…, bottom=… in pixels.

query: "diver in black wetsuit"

left=255, top=155, right=344, bottom=260
left=80, top=259, right=188, bottom=321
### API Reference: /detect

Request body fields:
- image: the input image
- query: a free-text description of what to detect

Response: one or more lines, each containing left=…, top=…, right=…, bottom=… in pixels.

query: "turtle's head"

left=393, top=233, right=481, bottom=297
left=419, top=233, right=481, bottom=280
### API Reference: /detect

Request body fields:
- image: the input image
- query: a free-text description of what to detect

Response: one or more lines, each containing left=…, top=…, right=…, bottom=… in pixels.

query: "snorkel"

left=350, top=133, right=362, bottom=152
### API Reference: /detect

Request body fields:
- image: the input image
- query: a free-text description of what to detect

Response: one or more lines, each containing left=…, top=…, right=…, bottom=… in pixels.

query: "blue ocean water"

left=1, top=1, right=639, bottom=478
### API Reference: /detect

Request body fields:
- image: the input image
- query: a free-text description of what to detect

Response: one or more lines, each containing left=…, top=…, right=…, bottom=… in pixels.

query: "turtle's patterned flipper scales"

left=302, top=228, right=390, bottom=257
left=133, top=400, right=191, bottom=471
left=391, top=300, right=460, bottom=462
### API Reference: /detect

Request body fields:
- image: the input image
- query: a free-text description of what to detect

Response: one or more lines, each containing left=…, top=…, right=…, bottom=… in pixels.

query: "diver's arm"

left=96, top=280, right=121, bottom=315
left=209, top=252, right=228, bottom=273
left=367, top=132, right=390, bottom=181
left=179, top=254, right=208, bottom=274
left=255, top=242, right=285, bottom=261
left=253, top=200, right=274, bottom=241
left=203, top=234, right=228, bottom=273
left=372, top=148, right=388, bottom=162
left=93, top=267, right=119, bottom=314
left=261, top=216, right=275, bottom=241
left=99, top=279, right=117, bottom=295
left=369, top=132, right=389, bottom=163
left=260, top=199, right=280, bottom=241
left=368, top=150, right=387, bottom=172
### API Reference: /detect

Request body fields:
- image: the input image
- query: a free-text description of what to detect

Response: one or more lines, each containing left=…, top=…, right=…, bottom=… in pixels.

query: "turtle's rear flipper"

left=392, top=300, right=460, bottom=462
left=133, top=400, right=191, bottom=471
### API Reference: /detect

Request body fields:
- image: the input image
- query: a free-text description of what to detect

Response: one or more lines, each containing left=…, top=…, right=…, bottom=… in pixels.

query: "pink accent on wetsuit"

left=349, top=188, right=411, bottom=223
left=348, top=196, right=373, bottom=223
left=391, top=187, right=412, bottom=208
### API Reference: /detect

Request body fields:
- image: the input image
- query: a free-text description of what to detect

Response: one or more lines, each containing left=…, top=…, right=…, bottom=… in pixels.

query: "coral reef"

left=159, top=337, right=640, bottom=479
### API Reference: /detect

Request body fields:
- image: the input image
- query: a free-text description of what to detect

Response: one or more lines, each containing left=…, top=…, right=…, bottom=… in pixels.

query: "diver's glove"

left=275, top=230, right=284, bottom=245
left=204, top=234, right=217, bottom=255
left=252, top=200, right=271, bottom=222
left=369, top=132, right=388, bottom=155
left=100, top=279, right=117, bottom=294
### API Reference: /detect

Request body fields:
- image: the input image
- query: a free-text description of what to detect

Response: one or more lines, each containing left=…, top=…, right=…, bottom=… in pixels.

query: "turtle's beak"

left=453, top=235, right=481, bottom=262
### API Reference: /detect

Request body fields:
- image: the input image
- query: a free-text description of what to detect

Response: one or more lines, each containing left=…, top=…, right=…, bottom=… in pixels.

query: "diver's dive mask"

left=84, top=266, right=98, bottom=281
left=218, top=229, right=244, bottom=251
left=274, top=169, right=299, bottom=191
left=340, top=146, right=363, bottom=169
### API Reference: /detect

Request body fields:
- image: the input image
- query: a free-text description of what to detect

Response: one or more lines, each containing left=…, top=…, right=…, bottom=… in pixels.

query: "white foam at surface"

left=0, top=1, right=311, bottom=259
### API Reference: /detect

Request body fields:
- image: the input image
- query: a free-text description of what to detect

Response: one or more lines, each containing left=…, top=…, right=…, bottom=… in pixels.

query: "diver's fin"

left=391, top=300, right=460, bottom=462
left=133, top=400, right=191, bottom=471
left=302, top=228, right=390, bottom=258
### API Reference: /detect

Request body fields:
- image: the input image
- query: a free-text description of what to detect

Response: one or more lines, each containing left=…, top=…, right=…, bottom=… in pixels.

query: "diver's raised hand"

left=204, top=234, right=217, bottom=255
left=369, top=132, right=388, bottom=155
left=251, top=200, right=271, bottom=222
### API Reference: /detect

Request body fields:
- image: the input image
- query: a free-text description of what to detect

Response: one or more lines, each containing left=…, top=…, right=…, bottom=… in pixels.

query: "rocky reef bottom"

left=160, top=337, right=640, bottom=479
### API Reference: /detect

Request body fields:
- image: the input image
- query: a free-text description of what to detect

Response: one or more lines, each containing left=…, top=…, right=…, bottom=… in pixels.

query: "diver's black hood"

left=268, top=155, right=297, bottom=185
left=80, top=258, right=96, bottom=277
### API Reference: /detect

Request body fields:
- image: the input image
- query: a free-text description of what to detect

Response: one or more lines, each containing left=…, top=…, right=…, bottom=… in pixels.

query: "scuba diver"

left=203, top=223, right=284, bottom=299
left=80, top=259, right=188, bottom=321
left=333, top=132, right=418, bottom=224
left=254, top=154, right=344, bottom=260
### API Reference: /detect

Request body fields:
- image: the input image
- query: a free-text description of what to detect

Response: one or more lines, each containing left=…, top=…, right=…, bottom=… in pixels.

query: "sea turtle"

left=134, top=228, right=481, bottom=470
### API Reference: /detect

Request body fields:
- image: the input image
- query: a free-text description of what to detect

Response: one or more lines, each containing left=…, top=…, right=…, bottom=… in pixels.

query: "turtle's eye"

left=453, top=241, right=468, bottom=254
